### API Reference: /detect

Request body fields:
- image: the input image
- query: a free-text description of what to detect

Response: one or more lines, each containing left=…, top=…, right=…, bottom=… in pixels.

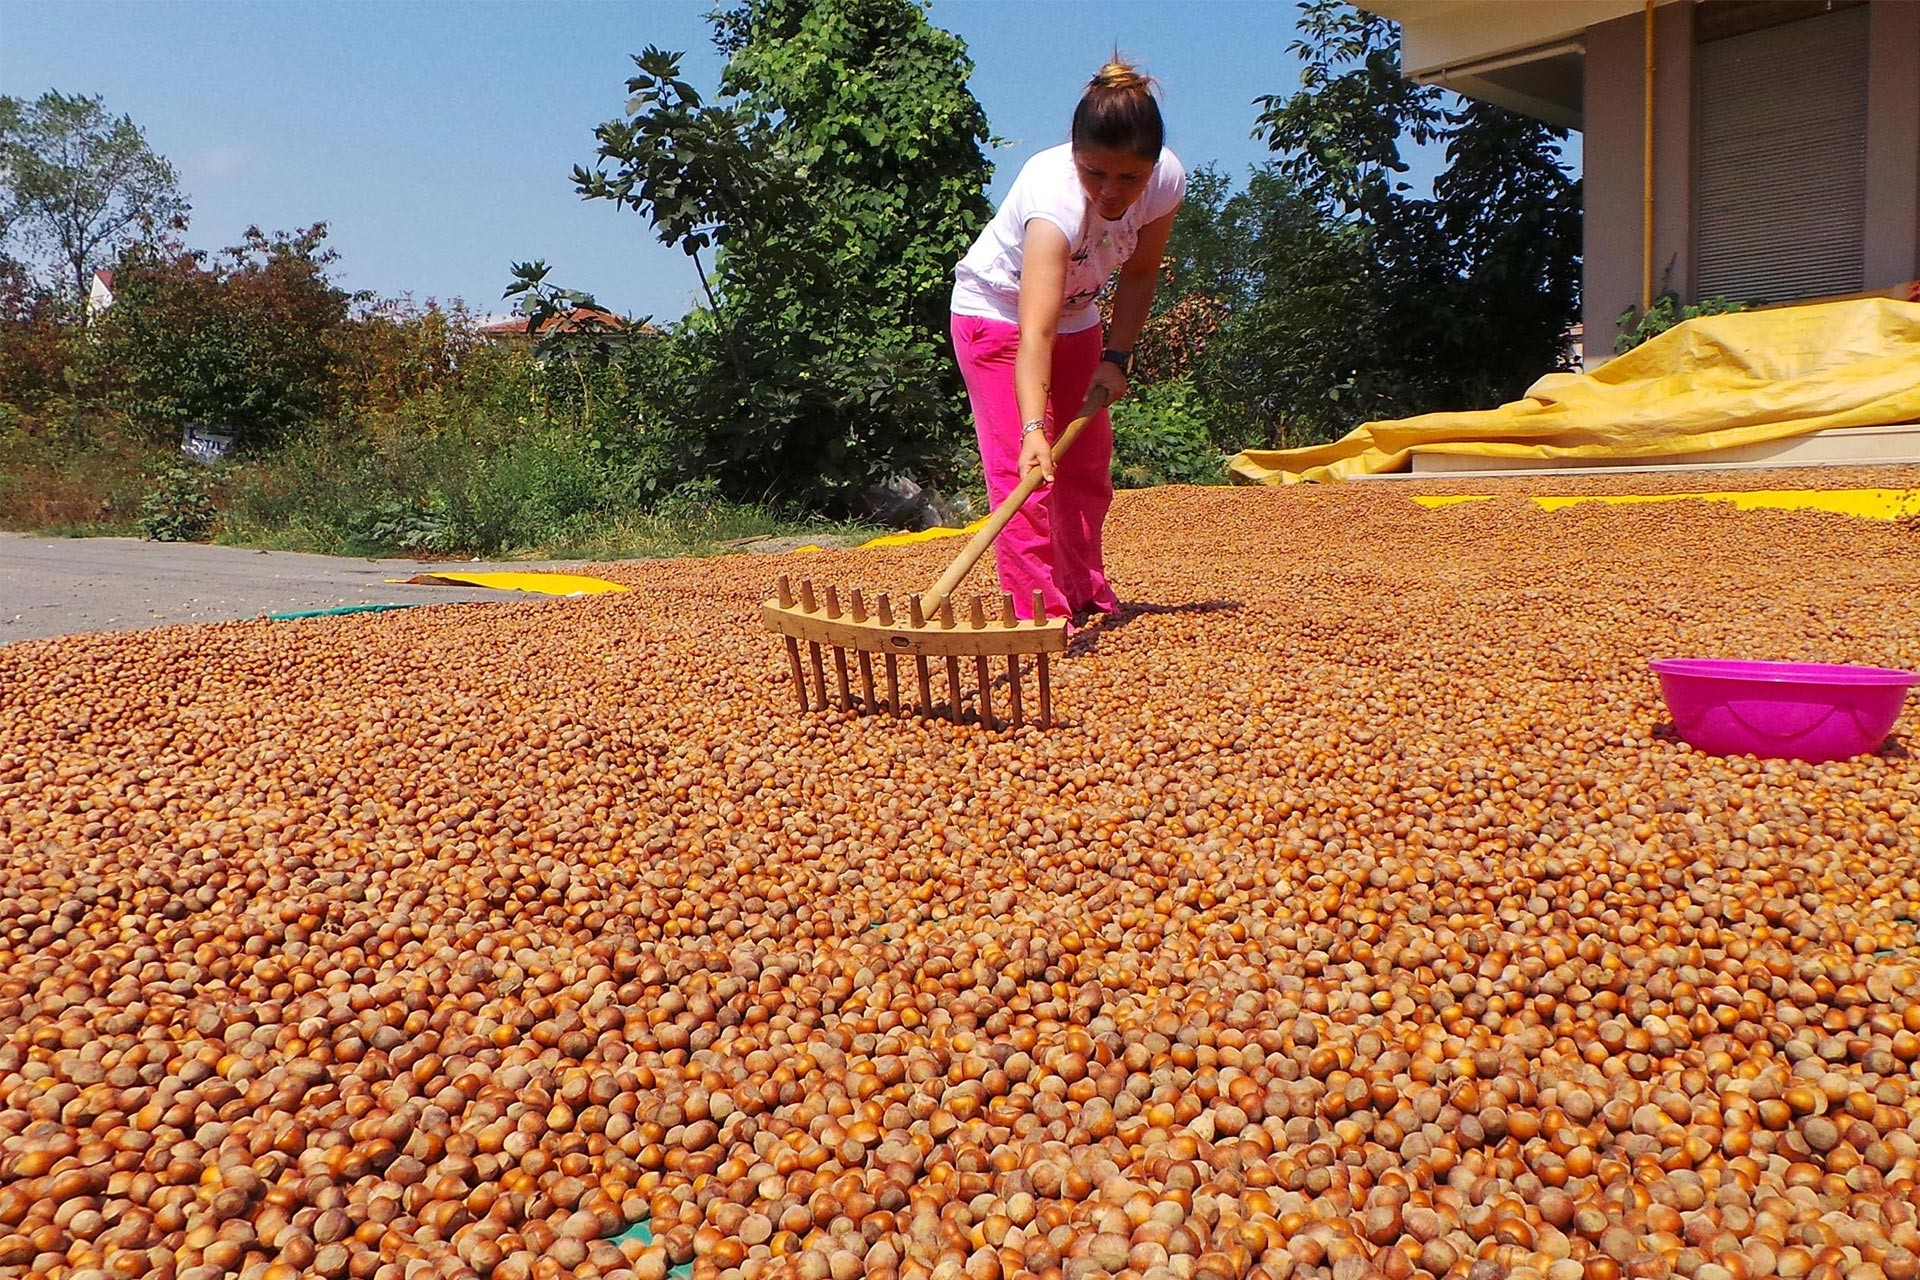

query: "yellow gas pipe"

left=1642, top=0, right=1655, bottom=313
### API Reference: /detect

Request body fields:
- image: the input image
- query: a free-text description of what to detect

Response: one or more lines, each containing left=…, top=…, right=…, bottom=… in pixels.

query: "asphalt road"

left=0, top=533, right=583, bottom=645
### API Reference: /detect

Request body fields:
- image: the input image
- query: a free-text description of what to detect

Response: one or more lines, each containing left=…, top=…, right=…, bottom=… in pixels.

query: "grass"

left=0, top=419, right=153, bottom=535
left=517, top=510, right=883, bottom=562
left=221, top=509, right=889, bottom=563
left=3, top=432, right=886, bottom=562
left=26, top=521, right=144, bottom=539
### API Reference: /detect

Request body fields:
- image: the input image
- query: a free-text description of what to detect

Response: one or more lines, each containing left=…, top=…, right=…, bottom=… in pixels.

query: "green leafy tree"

left=1258, top=3, right=1448, bottom=222
left=564, top=0, right=993, bottom=509
left=498, top=261, right=659, bottom=482
left=83, top=224, right=354, bottom=451
left=1238, top=0, right=1580, bottom=442
left=1170, top=165, right=1375, bottom=448
left=0, top=92, right=189, bottom=311
left=1156, top=166, right=1237, bottom=310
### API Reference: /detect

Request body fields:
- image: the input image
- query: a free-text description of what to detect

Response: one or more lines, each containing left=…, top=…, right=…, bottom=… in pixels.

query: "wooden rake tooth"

left=908, top=596, right=934, bottom=715
left=796, top=579, right=829, bottom=711
left=970, top=595, right=994, bottom=729
left=777, top=575, right=808, bottom=711
left=823, top=585, right=853, bottom=709
left=1001, top=592, right=1024, bottom=728
left=1034, top=589, right=1053, bottom=729
left=850, top=589, right=877, bottom=711
left=937, top=597, right=963, bottom=722
left=877, top=593, right=902, bottom=715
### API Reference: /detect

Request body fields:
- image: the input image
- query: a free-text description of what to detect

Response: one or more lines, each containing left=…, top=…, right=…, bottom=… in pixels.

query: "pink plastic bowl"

left=1649, top=658, right=1919, bottom=763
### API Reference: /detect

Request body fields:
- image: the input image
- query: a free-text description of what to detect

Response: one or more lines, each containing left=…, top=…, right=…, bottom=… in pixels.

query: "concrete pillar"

left=1582, top=15, right=1640, bottom=362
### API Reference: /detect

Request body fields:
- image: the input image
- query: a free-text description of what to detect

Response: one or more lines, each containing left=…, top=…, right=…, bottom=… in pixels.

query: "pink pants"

left=951, top=313, right=1119, bottom=621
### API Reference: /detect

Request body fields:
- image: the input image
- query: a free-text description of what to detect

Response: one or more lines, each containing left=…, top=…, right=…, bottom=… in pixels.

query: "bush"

left=137, top=463, right=219, bottom=541
left=82, top=224, right=354, bottom=452
left=213, top=411, right=865, bottom=560
left=0, top=259, right=75, bottom=413
left=0, top=399, right=159, bottom=531
left=439, top=427, right=640, bottom=556
left=219, top=390, right=655, bottom=558
left=1110, top=379, right=1228, bottom=489
left=334, top=296, right=486, bottom=414
left=1614, top=293, right=1751, bottom=355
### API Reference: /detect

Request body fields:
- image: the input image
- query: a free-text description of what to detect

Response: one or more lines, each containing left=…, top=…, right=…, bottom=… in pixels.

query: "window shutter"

left=1694, top=7, right=1869, bottom=303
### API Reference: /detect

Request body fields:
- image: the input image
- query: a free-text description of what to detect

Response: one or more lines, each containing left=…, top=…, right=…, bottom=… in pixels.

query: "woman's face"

left=1073, top=145, right=1154, bottom=221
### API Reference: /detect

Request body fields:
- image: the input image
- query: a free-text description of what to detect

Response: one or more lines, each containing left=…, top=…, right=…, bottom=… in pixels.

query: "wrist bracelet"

left=1020, top=418, right=1046, bottom=436
left=1101, top=348, right=1133, bottom=376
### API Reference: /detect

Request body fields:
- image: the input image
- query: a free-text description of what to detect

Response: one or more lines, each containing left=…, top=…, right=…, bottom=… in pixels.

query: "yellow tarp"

left=1415, top=488, right=1920, bottom=520
left=392, top=572, right=629, bottom=595
left=857, top=519, right=986, bottom=549
left=1229, top=298, right=1920, bottom=484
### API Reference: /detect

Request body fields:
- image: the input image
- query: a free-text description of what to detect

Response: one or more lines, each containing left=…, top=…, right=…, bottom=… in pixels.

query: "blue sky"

left=1, top=2, right=1566, bottom=321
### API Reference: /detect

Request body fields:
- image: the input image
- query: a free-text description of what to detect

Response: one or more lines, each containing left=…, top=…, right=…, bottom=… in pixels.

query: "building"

left=475, top=307, right=633, bottom=342
left=1363, top=0, right=1920, bottom=364
left=87, top=269, right=115, bottom=321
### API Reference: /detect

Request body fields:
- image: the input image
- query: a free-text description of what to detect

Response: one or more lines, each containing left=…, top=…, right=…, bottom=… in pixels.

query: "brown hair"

left=1070, top=58, right=1164, bottom=162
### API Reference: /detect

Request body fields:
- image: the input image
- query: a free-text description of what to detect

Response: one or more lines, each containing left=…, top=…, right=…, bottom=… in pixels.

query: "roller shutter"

left=1694, top=6, right=1868, bottom=303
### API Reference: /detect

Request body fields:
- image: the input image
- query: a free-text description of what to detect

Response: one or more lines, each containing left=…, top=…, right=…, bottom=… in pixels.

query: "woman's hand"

left=1019, top=422, right=1054, bottom=484
left=1020, top=375, right=1121, bottom=485
left=1089, top=360, right=1128, bottom=410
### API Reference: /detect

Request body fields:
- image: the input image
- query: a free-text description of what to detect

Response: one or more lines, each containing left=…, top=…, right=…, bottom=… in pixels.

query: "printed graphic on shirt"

left=1064, top=218, right=1139, bottom=310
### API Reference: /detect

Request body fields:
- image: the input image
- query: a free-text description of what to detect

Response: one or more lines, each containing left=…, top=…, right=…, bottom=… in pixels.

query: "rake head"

left=762, top=574, right=1067, bottom=728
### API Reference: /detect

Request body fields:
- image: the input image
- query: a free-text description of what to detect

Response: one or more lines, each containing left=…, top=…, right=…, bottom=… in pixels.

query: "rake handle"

left=923, top=383, right=1113, bottom=614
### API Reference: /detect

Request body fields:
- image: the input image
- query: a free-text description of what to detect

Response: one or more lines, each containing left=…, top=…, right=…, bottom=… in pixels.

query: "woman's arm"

left=1090, top=207, right=1179, bottom=404
left=1015, top=219, right=1071, bottom=481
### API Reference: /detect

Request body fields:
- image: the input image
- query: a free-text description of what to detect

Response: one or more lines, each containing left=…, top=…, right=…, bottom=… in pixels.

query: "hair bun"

left=1073, top=54, right=1163, bottom=159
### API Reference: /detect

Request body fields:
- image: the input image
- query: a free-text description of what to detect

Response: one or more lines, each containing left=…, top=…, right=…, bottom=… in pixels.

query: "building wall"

left=1582, top=1, right=1920, bottom=364
left=1580, top=3, right=1691, bottom=362
left=1864, top=2, right=1920, bottom=291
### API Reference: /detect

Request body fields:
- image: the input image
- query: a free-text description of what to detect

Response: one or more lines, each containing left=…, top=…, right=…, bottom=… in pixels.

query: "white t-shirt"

left=951, top=143, right=1186, bottom=334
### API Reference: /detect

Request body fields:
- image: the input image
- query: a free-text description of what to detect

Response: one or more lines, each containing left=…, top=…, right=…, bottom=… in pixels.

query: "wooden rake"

left=763, top=385, right=1111, bottom=729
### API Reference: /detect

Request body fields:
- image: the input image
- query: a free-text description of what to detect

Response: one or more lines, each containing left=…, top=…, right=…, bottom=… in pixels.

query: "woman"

left=950, top=59, right=1185, bottom=622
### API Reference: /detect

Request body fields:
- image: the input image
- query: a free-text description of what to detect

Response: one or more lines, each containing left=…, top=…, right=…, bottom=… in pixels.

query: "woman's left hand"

left=1089, top=361, right=1128, bottom=408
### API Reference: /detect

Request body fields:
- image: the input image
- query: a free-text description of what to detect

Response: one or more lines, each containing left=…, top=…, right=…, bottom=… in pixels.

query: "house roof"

left=476, top=307, right=631, bottom=339
left=477, top=307, right=628, bottom=337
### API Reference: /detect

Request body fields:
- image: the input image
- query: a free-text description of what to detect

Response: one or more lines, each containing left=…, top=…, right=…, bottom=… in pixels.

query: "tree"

left=333, top=296, right=487, bottom=415
left=0, top=255, right=73, bottom=412
left=1158, top=164, right=1375, bottom=448
left=0, top=92, right=189, bottom=311
left=83, top=224, right=354, bottom=451
left=1238, top=0, right=1580, bottom=442
left=562, top=0, right=993, bottom=509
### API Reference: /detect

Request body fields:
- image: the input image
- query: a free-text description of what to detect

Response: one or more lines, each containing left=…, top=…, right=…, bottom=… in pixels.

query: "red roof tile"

left=477, top=307, right=628, bottom=337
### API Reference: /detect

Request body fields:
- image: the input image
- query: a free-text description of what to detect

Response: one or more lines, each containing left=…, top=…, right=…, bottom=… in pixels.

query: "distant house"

left=87, top=269, right=115, bottom=320
left=1361, top=0, right=1920, bottom=364
left=476, top=307, right=636, bottom=342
